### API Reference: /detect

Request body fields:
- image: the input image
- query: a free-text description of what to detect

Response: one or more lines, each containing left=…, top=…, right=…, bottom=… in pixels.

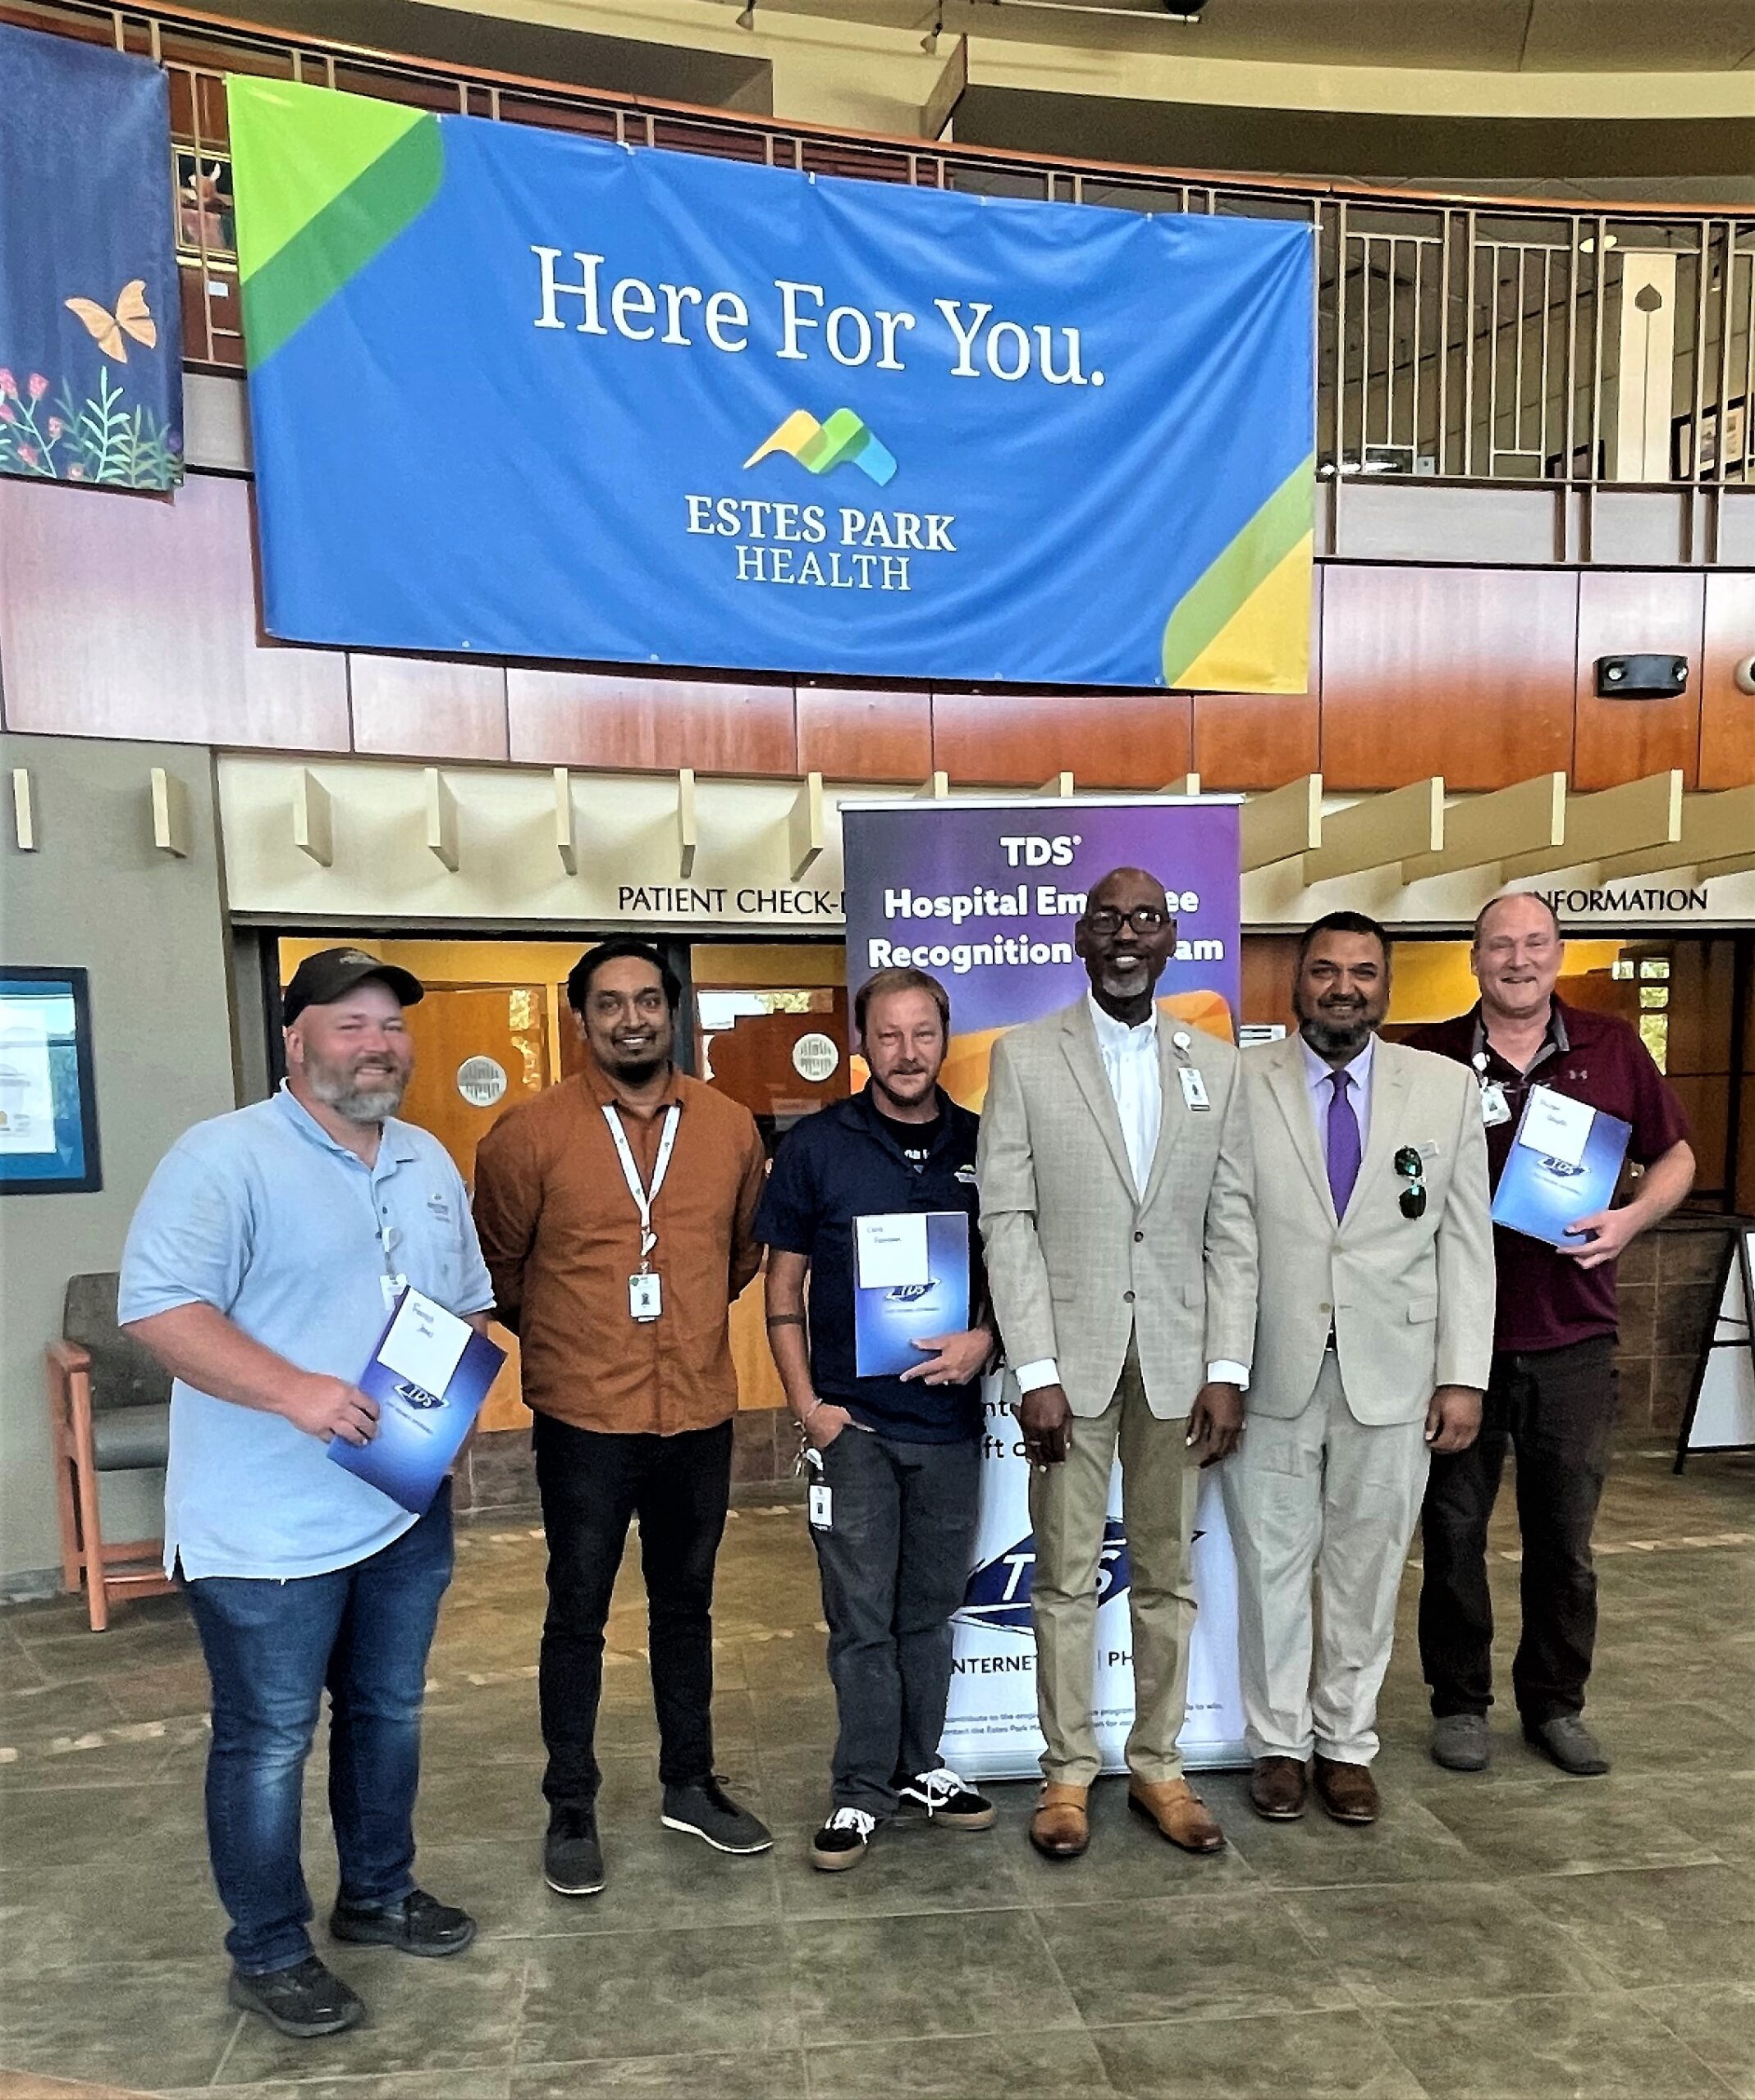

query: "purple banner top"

left=842, top=799, right=1241, bottom=1102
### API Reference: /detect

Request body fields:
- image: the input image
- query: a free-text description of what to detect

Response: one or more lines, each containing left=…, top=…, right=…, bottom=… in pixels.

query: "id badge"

left=807, top=1483, right=832, bottom=1531
left=1178, top=1065, right=1211, bottom=1112
left=628, top=1271, right=663, bottom=1322
left=380, top=1271, right=409, bottom=1312
left=1480, top=1081, right=1512, bottom=1129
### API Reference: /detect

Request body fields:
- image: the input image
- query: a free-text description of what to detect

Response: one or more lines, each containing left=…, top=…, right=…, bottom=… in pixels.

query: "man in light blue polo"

left=120, top=947, right=493, bottom=2041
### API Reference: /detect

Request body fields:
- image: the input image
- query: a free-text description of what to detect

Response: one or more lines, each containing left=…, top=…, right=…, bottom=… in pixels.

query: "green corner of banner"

left=1160, top=459, right=1314, bottom=692
left=227, top=77, right=443, bottom=366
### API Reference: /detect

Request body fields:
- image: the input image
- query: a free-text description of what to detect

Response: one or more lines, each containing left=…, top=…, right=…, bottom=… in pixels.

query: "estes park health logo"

left=957, top=1520, right=1133, bottom=1633
left=744, top=408, right=897, bottom=486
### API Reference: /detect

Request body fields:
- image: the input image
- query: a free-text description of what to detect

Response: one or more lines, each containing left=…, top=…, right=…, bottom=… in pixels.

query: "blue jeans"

left=181, top=1485, right=454, bottom=1974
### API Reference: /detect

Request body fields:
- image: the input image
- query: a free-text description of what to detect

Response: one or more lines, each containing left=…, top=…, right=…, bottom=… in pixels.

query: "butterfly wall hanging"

left=64, top=279, right=158, bottom=363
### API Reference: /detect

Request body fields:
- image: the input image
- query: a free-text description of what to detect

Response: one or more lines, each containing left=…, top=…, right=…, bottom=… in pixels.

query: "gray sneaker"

left=1524, top=1715, right=1611, bottom=1776
left=1432, top=1714, right=1491, bottom=1772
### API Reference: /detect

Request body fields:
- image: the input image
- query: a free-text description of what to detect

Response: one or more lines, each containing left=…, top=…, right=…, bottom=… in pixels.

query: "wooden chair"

left=45, top=1272, right=176, bottom=1631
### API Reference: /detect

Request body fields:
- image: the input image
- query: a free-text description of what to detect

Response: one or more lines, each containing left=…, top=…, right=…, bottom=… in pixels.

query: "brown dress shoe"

left=1249, top=1755, right=1308, bottom=1821
left=1029, top=1783, right=1090, bottom=1860
left=1127, top=1777, right=1225, bottom=1853
left=1313, top=1755, right=1380, bottom=1825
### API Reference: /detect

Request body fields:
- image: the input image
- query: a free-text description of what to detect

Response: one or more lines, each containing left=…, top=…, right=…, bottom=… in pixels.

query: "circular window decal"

left=792, top=1031, right=839, bottom=1083
left=457, top=1055, right=508, bottom=1107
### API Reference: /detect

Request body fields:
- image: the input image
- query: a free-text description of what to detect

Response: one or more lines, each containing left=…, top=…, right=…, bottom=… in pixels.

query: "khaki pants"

left=1028, top=1340, right=1198, bottom=1787
left=1222, top=1353, right=1429, bottom=1766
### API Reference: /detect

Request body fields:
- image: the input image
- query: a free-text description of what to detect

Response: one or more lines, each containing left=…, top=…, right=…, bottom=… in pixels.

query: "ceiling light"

left=1579, top=232, right=1619, bottom=254
left=921, top=3, right=944, bottom=51
left=735, top=1, right=754, bottom=25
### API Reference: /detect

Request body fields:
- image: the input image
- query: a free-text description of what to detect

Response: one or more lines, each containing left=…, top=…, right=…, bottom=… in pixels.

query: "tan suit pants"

left=1028, top=1339, right=1198, bottom=1787
left=1222, top=1352, right=1429, bottom=1766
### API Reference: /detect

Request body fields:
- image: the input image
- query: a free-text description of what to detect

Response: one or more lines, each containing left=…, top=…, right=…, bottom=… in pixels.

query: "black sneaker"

left=228, top=1955, right=366, bottom=2039
left=811, top=1806, right=877, bottom=1872
left=329, top=1888, right=476, bottom=1958
left=660, top=1776, right=774, bottom=1855
left=543, top=1804, right=606, bottom=1897
left=897, top=1765, right=996, bottom=1830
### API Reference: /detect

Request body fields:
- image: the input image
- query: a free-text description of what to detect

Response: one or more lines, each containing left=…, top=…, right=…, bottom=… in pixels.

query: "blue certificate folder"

left=328, top=1290, right=505, bottom=1514
left=854, top=1212, right=971, bottom=1379
left=1491, top=1093, right=1633, bottom=1250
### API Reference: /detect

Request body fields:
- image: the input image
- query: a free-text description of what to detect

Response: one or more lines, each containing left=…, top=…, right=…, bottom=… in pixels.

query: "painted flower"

left=16, top=444, right=37, bottom=466
left=67, top=464, right=86, bottom=479
left=0, top=403, right=14, bottom=424
left=27, top=373, right=48, bottom=400
left=47, top=416, right=62, bottom=438
left=0, top=369, right=14, bottom=398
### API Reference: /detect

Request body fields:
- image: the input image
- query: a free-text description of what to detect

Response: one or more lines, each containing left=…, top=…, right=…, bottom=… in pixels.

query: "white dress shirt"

left=1015, top=994, right=1248, bottom=1396
left=1300, top=1029, right=1376, bottom=1158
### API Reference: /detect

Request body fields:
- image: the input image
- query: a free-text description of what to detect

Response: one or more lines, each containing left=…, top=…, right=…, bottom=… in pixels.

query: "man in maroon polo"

left=1407, top=892, right=1693, bottom=1778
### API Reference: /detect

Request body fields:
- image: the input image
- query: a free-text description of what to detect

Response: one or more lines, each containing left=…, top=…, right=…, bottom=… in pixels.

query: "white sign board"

left=1682, top=1230, right=1755, bottom=1456
left=939, top=1373, right=1247, bottom=1778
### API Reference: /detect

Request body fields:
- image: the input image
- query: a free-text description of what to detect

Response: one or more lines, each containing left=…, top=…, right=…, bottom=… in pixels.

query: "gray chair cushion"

left=91, top=1403, right=171, bottom=1472
left=62, top=1272, right=173, bottom=1440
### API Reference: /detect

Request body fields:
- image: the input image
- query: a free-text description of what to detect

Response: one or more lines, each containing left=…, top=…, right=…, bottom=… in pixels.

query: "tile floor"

left=0, top=1442, right=1750, bottom=2099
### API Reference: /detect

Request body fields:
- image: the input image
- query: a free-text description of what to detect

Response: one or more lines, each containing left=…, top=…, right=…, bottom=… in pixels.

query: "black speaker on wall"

left=1595, top=654, right=1689, bottom=698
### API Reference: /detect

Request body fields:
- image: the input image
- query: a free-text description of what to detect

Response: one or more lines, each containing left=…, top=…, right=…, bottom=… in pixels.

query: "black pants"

left=532, top=1412, right=733, bottom=1807
left=812, top=1426, right=980, bottom=1817
left=1419, top=1335, right=1619, bottom=1727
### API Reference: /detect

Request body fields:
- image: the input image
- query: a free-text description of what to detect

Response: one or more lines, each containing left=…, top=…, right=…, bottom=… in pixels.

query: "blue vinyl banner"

left=230, top=80, right=1314, bottom=692
left=0, top=25, right=183, bottom=490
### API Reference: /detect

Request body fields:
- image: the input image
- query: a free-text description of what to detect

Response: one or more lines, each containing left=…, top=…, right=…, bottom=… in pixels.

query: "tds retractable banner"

left=226, top=79, right=1314, bottom=692
left=840, top=798, right=1248, bottom=1778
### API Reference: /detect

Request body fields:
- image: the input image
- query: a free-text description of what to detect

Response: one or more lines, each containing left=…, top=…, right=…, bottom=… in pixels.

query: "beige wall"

left=423, top=0, right=1755, bottom=135
left=0, top=735, right=237, bottom=1586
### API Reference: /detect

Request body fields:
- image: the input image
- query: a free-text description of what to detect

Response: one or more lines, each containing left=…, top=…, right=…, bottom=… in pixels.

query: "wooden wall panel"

left=0, top=475, right=349, bottom=750
left=350, top=653, right=510, bottom=760
left=795, top=683, right=931, bottom=781
left=1571, top=570, right=1706, bottom=792
left=929, top=689, right=1191, bottom=788
left=1698, top=571, right=1755, bottom=790
left=1319, top=565, right=1577, bottom=791
left=505, top=669, right=796, bottom=774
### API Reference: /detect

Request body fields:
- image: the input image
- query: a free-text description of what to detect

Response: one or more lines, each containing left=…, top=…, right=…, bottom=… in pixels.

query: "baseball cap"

left=281, top=947, right=424, bottom=1026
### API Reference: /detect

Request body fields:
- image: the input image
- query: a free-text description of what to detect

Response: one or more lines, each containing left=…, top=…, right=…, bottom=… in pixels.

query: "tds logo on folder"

left=853, top=1211, right=971, bottom=1379
left=1490, top=1085, right=1632, bottom=1250
left=329, top=1288, right=505, bottom=1513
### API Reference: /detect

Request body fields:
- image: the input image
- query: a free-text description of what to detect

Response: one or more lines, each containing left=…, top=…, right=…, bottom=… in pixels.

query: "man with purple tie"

left=1223, top=913, right=1495, bottom=1825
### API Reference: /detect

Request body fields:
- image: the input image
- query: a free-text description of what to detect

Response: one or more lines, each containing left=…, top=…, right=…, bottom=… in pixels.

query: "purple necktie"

left=1326, top=1070, right=1361, bottom=1219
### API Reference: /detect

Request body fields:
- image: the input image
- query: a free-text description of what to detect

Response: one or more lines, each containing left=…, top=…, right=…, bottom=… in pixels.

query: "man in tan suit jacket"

left=1225, top=911, right=1492, bottom=1828
left=978, top=868, right=1257, bottom=1862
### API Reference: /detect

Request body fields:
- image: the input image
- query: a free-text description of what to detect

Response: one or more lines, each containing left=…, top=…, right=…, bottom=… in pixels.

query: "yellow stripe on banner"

left=1175, top=532, right=1314, bottom=695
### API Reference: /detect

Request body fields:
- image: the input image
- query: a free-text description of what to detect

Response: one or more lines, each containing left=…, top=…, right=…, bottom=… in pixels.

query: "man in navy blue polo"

left=758, top=966, right=995, bottom=1871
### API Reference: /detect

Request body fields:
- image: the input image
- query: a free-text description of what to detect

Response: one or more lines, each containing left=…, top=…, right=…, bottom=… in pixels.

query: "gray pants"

left=811, top=1426, right=982, bottom=1817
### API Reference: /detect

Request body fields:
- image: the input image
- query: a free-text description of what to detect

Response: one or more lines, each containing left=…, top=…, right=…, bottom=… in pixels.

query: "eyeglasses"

left=1085, top=906, right=1171, bottom=938
left=1395, top=1145, right=1427, bottom=1220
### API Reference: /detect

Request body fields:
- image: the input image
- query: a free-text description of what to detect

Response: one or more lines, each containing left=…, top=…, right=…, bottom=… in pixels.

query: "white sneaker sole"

left=660, top=1813, right=775, bottom=1856
left=542, top=1871, right=606, bottom=1897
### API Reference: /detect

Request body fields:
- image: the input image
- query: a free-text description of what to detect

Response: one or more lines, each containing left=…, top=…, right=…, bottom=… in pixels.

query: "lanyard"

left=602, top=1102, right=680, bottom=1272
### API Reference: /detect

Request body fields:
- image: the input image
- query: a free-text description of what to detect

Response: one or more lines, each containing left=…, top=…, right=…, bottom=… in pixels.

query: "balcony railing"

left=7, top=0, right=1754, bottom=492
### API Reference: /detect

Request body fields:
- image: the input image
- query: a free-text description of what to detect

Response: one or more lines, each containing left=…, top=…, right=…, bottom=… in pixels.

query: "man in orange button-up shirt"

left=473, top=938, right=769, bottom=1898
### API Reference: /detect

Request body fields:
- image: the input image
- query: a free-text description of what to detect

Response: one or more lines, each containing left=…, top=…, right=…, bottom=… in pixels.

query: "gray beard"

left=308, top=1066, right=406, bottom=1123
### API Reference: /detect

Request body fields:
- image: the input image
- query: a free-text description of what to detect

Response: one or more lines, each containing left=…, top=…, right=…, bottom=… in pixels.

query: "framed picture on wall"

left=0, top=967, right=102, bottom=1194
